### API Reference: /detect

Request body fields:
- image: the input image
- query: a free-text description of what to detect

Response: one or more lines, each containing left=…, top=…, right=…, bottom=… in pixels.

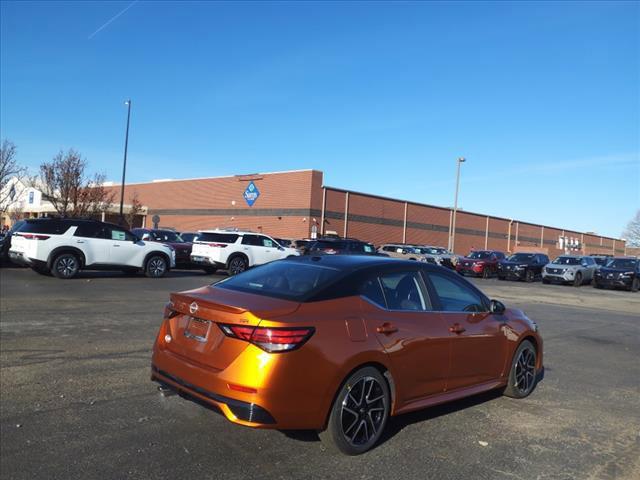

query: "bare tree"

left=125, top=191, right=144, bottom=229
left=39, top=149, right=114, bottom=218
left=0, top=140, right=28, bottom=215
left=622, top=210, right=640, bottom=247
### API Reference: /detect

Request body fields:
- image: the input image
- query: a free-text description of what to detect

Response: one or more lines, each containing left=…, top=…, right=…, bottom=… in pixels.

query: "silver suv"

left=542, top=255, right=597, bottom=286
left=411, top=245, right=457, bottom=269
left=377, top=244, right=423, bottom=261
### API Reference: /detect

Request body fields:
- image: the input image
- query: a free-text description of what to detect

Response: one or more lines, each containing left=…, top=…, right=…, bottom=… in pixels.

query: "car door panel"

left=107, top=228, right=142, bottom=266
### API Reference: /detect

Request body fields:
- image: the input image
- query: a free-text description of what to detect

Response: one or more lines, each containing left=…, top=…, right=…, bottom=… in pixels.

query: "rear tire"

left=51, top=253, right=80, bottom=279
left=573, top=272, right=583, bottom=287
left=227, top=255, right=248, bottom=276
left=318, top=366, right=390, bottom=455
left=503, top=340, right=538, bottom=399
left=145, top=255, right=168, bottom=278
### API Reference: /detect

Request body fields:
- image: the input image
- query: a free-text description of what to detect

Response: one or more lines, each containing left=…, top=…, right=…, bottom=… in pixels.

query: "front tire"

left=525, top=269, right=534, bottom=283
left=145, top=255, right=168, bottom=278
left=51, top=253, right=80, bottom=279
left=318, top=367, right=390, bottom=455
left=573, top=272, right=583, bottom=287
left=503, top=340, right=538, bottom=399
left=630, top=277, right=639, bottom=292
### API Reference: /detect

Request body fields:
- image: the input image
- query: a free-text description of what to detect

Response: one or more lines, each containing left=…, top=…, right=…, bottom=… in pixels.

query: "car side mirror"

left=490, top=299, right=505, bottom=314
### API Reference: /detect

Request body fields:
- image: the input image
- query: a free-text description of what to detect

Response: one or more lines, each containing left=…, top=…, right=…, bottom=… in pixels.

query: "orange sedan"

left=151, top=255, right=543, bottom=455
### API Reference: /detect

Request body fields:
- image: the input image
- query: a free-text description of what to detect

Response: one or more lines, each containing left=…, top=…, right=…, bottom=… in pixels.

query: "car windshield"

left=215, top=261, right=342, bottom=301
left=468, top=251, right=491, bottom=259
left=606, top=259, right=637, bottom=269
left=553, top=256, right=581, bottom=265
left=507, top=253, right=534, bottom=262
left=154, top=231, right=183, bottom=242
left=592, top=257, right=608, bottom=265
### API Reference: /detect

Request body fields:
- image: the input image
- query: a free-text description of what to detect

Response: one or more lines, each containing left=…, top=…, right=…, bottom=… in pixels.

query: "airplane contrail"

left=88, top=0, right=139, bottom=40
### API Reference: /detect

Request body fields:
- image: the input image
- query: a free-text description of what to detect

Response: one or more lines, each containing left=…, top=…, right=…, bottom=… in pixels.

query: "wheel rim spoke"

left=340, top=376, right=387, bottom=447
left=514, top=348, right=536, bottom=393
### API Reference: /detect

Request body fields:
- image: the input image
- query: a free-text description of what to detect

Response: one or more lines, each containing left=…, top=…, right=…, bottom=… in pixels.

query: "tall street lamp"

left=119, top=99, right=132, bottom=221
left=449, top=157, right=466, bottom=253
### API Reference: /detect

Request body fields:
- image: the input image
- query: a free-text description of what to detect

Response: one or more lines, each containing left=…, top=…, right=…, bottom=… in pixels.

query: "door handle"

left=113, top=244, right=120, bottom=247
left=449, top=324, right=466, bottom=334
left=76, top=240, right=85, bottom=244
left=376, top=322, right=398, bottom=334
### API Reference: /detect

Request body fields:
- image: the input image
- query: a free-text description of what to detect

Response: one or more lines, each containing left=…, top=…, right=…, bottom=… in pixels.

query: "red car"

left=456, top=250, right=506, bottom=278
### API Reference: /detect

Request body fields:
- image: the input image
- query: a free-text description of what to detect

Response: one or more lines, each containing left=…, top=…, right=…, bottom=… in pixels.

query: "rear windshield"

left=553, top=256, right=581, bottom=265
left=196, top=233, right=239, bottom=243
left=606, top=259, right=637, bottom=269
left=507, top=253, right=534, bottom=262
left=215, top=261, right=342, bottom=301
left=19, top=220, right=73, bottom=235
left=310, top=241, right=347, bottom=250
left=153, top=231, right=183, bottom=242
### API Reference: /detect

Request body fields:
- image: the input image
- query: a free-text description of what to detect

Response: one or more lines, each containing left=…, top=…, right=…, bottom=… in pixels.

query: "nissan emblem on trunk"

left=190, top=302, right=198, bottom=314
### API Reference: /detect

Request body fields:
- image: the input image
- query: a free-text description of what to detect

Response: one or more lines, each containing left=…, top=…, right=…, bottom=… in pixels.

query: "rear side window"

left=197, top=233, right=239, bottom=243
left=359, top=277, right=386, bottom=307
left=427, top=272, right=487, bottom=312
left=20, top=220, right=71, bottom=235
left=74, top=223, right=106, bottom=238
left=379, top=272, right=428, bottom=311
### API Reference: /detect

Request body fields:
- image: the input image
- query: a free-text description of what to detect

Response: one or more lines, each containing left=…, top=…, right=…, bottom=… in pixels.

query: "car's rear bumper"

left=8, top=251, right=45, bottom=269
left=190, top=256, right=225, bottom=268
left=151, top=365, right=276, bottom=425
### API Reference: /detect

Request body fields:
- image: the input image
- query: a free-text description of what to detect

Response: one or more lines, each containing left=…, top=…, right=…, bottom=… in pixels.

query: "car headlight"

left=622, top=271, right=634, bottom=277
left=515, top=265, right=526, bottom=270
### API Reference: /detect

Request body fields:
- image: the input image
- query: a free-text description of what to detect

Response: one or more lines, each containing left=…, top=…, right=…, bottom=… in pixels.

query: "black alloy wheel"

left=319, top=366, right=390, bottom=455
left=503, top=340, right=538, bottom=399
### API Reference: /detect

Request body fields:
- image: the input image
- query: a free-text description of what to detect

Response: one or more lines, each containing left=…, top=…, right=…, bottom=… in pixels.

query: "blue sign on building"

left=243, top=181, right=260, bottom=207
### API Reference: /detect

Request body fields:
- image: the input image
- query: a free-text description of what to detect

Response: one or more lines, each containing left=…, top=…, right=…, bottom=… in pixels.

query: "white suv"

left=190, top=229, right=299, bottom=275
left=9, top=218, right=175, bottom=279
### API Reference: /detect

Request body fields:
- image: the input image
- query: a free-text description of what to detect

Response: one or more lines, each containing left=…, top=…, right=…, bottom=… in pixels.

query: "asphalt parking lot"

left=1, top=267, right=639, bottom=480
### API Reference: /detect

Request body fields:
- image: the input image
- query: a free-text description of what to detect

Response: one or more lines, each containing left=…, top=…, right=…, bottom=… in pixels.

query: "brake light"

left=21, top=234, right=50, bottom=240
left=218, top=324, right=315, bottom=353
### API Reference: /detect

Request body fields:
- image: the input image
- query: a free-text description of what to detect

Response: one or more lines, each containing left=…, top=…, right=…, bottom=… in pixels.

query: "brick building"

left=103, top=169, right=626, bottom=258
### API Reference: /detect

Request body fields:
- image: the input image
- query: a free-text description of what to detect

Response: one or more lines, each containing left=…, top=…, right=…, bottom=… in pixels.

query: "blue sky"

left=1, top=1, right=638, bottom=238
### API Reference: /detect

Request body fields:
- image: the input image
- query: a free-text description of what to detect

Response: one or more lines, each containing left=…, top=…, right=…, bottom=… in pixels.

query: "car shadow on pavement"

left=280, top=389, right=504, bottom=446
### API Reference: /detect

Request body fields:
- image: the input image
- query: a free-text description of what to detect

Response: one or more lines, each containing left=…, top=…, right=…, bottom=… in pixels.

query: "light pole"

left=119, top=99, right=132, bottom=221
left=449, top=157, right=466, bottom=253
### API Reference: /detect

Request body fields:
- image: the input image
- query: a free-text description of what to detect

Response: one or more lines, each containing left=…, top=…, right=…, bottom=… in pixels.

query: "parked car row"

left=4, top=219, right=638, bottom=291
left=454, top=248, right=639, bottom=292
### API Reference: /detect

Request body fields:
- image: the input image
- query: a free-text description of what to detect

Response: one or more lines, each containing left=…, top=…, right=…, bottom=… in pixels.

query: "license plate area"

left=184, top=317, right=211, bottom=342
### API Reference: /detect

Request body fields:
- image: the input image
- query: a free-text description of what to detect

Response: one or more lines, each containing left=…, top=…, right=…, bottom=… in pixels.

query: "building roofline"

left=322, top=185, right=622, bottom=243
left=115, top=169, right=321, bottom=187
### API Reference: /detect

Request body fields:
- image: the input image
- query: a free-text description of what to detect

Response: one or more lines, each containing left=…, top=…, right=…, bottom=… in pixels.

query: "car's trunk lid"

left=164, top=286, right=300, bottom=371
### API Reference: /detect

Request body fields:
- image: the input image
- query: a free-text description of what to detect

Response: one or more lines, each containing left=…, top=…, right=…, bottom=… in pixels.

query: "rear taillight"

left=21, top=234, right=50, bottom=240
left=218, top=324, right=315, bottom=353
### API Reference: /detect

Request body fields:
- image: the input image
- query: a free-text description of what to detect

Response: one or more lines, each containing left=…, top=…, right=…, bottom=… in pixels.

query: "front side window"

left=427, top=272, right=487, bottom=312
left=259, top=236, right=275, bottom=248
left=379, top=271, right=428, bottom=311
